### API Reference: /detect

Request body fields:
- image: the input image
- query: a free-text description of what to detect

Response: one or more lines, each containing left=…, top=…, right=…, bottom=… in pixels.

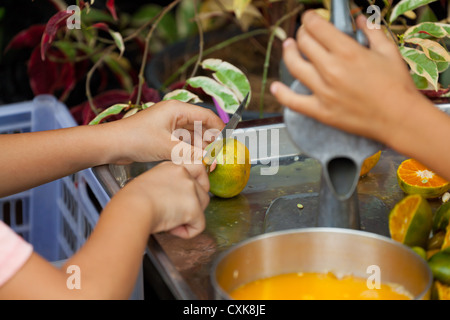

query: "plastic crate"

left=0, top=95, right=143, bottom=300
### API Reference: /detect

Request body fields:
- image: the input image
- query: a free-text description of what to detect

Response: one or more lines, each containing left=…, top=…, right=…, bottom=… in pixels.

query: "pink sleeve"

left=0, top=221, right=33, bottom=287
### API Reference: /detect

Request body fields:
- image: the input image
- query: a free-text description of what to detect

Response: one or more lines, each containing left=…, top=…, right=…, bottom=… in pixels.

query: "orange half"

left=397, top=159, right=449, bottom=199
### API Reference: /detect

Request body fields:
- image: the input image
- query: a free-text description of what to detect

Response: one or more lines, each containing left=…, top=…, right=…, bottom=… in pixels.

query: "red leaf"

left=420, top=87, right=450, bottom=98
left=70, top=90, right=131, bottom=125
left=5, top=25, right=45, bottom=53
left=129, top=83, right=161, bottom=105
left=41, top=10, right=74, bottom=60
left=91, top=22, right=110, bottom=32
left=28, top=46, right=58, bottom=95
left=28, top=46, right=76, bottom=100
left=106, top=0, right=118, bottom=21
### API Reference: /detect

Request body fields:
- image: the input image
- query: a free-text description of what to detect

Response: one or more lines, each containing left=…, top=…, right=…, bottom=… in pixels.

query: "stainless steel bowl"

left=211, top=228, right=433, bottom=300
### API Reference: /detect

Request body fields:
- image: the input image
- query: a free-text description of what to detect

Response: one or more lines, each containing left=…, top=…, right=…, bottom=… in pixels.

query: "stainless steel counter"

left=92, top=104, right=450, bottom=300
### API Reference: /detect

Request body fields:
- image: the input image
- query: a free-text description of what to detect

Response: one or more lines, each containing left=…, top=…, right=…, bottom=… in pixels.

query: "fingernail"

left=283, top=38, right=295, bottom=48
left=270, top=82, right=279, bottom=95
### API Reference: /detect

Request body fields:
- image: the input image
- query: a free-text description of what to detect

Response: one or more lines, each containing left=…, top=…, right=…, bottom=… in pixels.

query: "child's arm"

left=271, top=11, right=450, bottom=181
left=0, top=100, right=224, bottom=197
left=0, top=161, right=210, bottom=299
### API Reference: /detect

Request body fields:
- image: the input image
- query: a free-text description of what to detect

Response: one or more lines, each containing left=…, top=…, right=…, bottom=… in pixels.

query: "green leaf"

left=436, top=61, right=450, bottom=73
left=176, top=0, right=198, bottom=38
left=142, top=102, right=155, bottom=109
left=88, top=104, right=129, bottom=125
left=162, top=89, right=203, bottom=103
left=436, top=23, right=450, bottom=36
left=53, top=40, right=77, bottom=61
left=81, top=7, right=115, bottom=24
left=404, top=38, right=450, bottom=62
left=201, top=58, right=251, bottom=103
left=417, top=5, right=437, bottom=23
left=186, top=76, right=240, bottom=113
left=109, top=30, right=125, bottom=58
left=411, top=73, right=430, bottom=90
left=389, top=0, right=438, bottom=24
left=132, top=4, right=178, bottom=43
left=103, top=54, right=133, bottom=92
left=404, top=22, right=448, bottom=39
left=400, top=46, right=439, bottom=90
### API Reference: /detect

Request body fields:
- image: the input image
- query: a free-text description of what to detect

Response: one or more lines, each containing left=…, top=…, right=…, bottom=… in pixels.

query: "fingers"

left=282, top=37, right=327, bottom=91
left=301, top=10, right=361, bottom=55
left=169, top=164, right=209, bottom=239
left=168, top=100, right=225, bottom=132
left=182, top=163, right=210, bottom=193
left=270, top=81, right=321, bottom=119
left=355, top=14, right=398, bottom=55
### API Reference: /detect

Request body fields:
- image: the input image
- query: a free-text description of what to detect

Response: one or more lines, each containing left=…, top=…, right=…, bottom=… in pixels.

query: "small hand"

left=270, top=11, right=420, bottom=146
left=118, top=161, right=210, bottom=239
left=107, top=100, right=225, bottom=166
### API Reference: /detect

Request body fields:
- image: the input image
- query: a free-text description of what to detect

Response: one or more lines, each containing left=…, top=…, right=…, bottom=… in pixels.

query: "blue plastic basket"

left=0, top=95, right=143, bottom=299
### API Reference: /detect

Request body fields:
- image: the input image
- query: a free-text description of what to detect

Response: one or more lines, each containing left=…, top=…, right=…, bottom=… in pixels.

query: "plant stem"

left=135, top=0, right=181, bottom=106
left=86, top=46, right=115, bottom=115
left=163, top=28, right=270, bottom=89
left=259, top=5, right=304, bottom=118
left=186, top=0, right=204, bottom=84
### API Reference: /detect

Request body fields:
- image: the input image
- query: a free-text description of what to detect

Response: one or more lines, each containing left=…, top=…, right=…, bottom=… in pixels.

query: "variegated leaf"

left=162, top=89, right=203, bottom=103
left=400, top=46, right=439, bottom=90
left=436, top=61, right=450, bottom=73
left=88, top=103, right=129, bottom=125
left=201, top=58, right=251, bottom=104
left=186, top=76, right=240, bottom=113
left=389, top=0, right=438, bottom=24
left=109, top=31, right=125, bottom=58
left=404, top=38, right=450, bottom=62
left=404, top=22, right=448, bottom=39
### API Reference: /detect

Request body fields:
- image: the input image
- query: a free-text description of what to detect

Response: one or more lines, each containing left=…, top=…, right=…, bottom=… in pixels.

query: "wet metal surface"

left=92, top=104, right=450, bottom=299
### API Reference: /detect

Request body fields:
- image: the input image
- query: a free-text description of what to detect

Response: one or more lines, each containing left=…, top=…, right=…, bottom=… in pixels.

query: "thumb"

left=168, top=139, right=204, bottom=165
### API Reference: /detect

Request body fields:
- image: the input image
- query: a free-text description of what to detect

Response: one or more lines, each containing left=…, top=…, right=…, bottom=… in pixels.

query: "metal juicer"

left=265, top=0, right=389, bottom=235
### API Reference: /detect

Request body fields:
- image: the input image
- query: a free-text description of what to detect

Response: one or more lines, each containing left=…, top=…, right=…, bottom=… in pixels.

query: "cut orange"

left=397, top=159, right=449, bottom=199
left=389, top=194, right=433, bottom=248
left=360, top=150, right=381, bottom=177
left=442, top=224, right=450, bottom=250
left=432, top=281, right=450, bottom=300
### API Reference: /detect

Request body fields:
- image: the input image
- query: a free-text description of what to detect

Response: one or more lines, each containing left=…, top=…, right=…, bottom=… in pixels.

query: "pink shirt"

left=0, top=221, right=33, bottom=287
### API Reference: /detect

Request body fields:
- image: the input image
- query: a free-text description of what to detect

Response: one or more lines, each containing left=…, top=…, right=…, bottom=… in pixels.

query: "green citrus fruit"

left=208, top=138, right=251, bottom=199
left=389, top=194, right=433, bottom=248
left=428, top=248, right=450, bottom=285
left=433, top=202, right=450, bottom=233
left=411, top=246, right=427, bottom=260
left=397, top=159, right=449, bottom=199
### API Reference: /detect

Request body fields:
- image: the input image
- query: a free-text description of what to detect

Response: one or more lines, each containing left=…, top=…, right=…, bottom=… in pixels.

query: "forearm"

left=0, top=187, right=153, bottom=300
left=386, top=94, right=450, bottom=181
left=0, top=123, right=125, bottom=197
left=61, top=189, right=152, bottom=299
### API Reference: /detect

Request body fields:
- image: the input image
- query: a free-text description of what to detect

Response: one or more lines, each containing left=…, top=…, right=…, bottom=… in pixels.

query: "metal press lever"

left=283, top=0, right=382, bottom=230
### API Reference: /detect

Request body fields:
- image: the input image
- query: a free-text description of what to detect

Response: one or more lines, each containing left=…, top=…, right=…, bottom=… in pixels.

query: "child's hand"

left=105, top=100, right=224, bottom=165
left=270, top=11, right=421, bottom=145
left=110, top=161, right=210, bottom=239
